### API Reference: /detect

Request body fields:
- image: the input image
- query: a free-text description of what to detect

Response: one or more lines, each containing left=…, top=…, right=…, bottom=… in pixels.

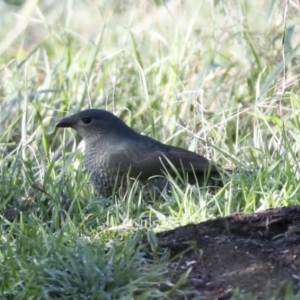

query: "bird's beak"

left=55, top=116, right=74, bottom=128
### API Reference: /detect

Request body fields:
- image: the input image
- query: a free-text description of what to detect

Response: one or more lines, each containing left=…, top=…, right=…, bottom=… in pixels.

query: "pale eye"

left=82, top=117, right=92, bottom=124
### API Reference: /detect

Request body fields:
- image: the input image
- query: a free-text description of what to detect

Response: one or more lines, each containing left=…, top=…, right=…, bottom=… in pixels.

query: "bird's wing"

left=109, top=142, right=217, bottom=179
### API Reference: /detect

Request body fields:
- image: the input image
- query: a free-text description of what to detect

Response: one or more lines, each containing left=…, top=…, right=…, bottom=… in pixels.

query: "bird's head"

left=55, top=109, right=128, bottom=141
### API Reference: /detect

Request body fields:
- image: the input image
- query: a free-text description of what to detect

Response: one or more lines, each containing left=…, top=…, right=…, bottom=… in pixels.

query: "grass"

left=1, top=0, right=300, bottom=299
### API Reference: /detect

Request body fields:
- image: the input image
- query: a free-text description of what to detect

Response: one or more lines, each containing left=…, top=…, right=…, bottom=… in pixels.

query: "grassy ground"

left=0, top=0, right=300, bottom=299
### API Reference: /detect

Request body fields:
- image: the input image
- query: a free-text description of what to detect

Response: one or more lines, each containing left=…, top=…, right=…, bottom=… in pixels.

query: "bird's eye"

left=82, top=117, right=92, bottom=124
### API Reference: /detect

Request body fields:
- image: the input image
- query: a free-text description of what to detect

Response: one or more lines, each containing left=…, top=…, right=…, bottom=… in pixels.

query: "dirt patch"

left=153, top=206, right=300, bottom=299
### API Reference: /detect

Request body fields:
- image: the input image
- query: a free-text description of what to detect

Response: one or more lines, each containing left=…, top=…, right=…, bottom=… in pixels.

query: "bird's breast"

left=83, top=143, right=118, bottom=196
left=84, top=143, right=107, bottom=172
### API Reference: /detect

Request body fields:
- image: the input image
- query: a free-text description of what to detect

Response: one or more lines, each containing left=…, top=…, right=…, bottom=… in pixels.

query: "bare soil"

left=153, top=206, right=300, bottom=299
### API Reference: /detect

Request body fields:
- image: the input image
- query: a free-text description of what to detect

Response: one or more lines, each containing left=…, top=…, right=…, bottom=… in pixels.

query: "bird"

left=56, top=109, right=226, bottom=199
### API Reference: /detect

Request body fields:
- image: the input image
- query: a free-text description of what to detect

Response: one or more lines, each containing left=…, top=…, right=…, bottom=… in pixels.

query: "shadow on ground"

left=152, top=206, right=300, bottom=299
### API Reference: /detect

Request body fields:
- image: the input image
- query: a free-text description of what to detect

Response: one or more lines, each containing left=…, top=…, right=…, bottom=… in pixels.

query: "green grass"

left=1, top=0, right=300, bottom=299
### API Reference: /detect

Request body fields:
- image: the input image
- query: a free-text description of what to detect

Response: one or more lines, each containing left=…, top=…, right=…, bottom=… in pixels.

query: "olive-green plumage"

left=56, top=109, right=225, bottom=198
